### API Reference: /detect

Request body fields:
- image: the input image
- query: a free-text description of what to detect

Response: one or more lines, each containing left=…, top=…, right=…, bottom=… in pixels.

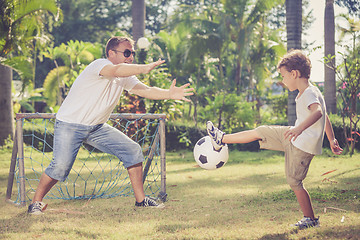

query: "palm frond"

left=43, top=66, right=70, bottom=107
left=13, top=0, right=60, bottom=23
left=2, top=56, right=33, bottom=88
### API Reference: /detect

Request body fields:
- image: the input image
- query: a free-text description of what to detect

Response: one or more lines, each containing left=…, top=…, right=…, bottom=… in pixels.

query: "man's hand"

left=145, top=58, right=165, bottom=74
left=168, top=79, right=194, bottom=102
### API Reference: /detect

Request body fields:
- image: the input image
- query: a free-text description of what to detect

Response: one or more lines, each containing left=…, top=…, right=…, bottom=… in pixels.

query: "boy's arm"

left=325, top=114, right=343, bottom=155
left=284, top=103, right=343, bottom=155
left=284, top=103, right=323, bottom=141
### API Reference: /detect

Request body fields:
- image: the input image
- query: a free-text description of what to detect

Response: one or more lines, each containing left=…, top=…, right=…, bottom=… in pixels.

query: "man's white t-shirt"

left=56, top=59, right=141, bottom=125
left=292, top=84, right=326, bottom=155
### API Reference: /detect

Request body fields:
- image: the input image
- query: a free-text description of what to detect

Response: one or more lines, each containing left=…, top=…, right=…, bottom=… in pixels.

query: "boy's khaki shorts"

left=255, top=125, right=314, bottom=190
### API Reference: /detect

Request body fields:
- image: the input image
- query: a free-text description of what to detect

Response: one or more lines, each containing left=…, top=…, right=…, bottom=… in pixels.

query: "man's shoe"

left=28, top=201, right=48, bottom=215
left=135, top=197, right=165, bottom=208
left=206, top=121, right=225, bottom=151
left=291, top=216, right=320, bottom=229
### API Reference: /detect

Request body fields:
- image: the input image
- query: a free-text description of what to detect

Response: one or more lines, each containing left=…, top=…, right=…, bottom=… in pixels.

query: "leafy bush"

left=19, top=114, right=353, bottom=153
left=23, top=121, right=54, bottom=152
left=261, top=93, right=288, bottom=125
left=325, top=114, right=360, bottom=151
left=198, top=93, right=256, bottom=133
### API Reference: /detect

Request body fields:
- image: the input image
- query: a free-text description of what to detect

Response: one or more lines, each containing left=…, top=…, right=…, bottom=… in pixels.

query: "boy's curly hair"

left=277, top=49, right=312, bottom=79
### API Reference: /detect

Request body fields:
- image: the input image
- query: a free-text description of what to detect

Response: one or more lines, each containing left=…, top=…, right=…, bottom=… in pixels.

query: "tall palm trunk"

left=0, top=64, right=14, bottom=145
left=132, top=0, right=145, bottom=44
left=324, top=0, right=336, bottom=113
left=285, top=0, right=302, bottom=126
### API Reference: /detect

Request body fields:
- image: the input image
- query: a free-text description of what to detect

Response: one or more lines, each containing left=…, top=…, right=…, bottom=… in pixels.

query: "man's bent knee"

left=45, top=164, right=71, bottom=182
left=127, top=162, right=142, bottom=169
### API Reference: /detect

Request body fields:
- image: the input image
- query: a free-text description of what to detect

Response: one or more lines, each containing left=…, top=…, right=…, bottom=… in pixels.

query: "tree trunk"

left=132, top=0, right=146, bottom=44
left=235, top=58, right=241, bottom=95
left=0, top=64, right=14, bottom=145
left=285, top=0, right=302, bottom=126
left=324, top=0, right=336, bottom=114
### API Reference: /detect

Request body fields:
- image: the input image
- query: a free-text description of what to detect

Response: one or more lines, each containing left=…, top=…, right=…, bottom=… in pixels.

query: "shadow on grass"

left=0, top=202, right=101, bottom=239
left=258, top=232, right=291, bottom=240
left=156, top=223, right=193, bottom=233
left=167, top=149, right=284, bottom=165
left=316, top=225, right=360, bottom=239
left=1, top=150, right=359, bottom=239
left=168, top=168, right=287, bottom=193
left=0, top=211, right=32, bottom=235
left=258, top=225, right=360, bottom=240
left=330, top=167, right=360, bottom=179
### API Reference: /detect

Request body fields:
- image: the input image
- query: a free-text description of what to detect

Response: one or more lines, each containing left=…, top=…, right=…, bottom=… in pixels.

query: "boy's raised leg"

left=206, top=121, right=225, bottom=151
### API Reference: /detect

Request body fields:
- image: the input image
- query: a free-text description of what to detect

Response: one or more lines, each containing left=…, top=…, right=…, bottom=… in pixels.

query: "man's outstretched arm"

left=130, top=79, right=194, bottom=102
left=100, top=59, right=165, bottom=78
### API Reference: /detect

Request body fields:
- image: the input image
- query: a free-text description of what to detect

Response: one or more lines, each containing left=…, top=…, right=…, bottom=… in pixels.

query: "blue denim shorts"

left=45, top=119, right=144, bottom=181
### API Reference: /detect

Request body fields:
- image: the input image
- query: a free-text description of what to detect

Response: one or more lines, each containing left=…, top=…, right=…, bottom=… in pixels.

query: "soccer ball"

left=193, top=136, right=229, bottom=170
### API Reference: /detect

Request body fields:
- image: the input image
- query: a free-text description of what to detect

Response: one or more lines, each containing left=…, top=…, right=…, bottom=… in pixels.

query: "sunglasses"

left=112, top=49, right=136, bottom=58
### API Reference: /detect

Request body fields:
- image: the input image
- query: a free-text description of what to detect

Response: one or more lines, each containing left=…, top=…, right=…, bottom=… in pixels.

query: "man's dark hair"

left=105, top=36, right=134, bottom=57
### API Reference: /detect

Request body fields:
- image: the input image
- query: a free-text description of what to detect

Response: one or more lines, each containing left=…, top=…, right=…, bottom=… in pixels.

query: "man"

left=28, top=36, right=194, bottom=214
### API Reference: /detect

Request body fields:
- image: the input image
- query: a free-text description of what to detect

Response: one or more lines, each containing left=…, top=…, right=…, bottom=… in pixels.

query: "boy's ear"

left=291, top=69, right=300, bottom=78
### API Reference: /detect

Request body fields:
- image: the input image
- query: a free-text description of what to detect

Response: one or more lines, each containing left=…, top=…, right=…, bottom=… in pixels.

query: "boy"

left=28, top=36, right=194, bottom=214
left=207, top=49, right=342, bottom=229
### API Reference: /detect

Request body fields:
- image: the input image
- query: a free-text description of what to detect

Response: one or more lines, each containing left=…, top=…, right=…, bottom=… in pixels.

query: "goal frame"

left=6, top=113, right=167, bottom=206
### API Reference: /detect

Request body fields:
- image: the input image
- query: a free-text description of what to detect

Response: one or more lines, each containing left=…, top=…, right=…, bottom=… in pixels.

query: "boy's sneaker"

left=135, top=197, right=165, bottom=208
left=28, top=201, right=48, bottom=215
left=291, top=217, right=320, bottom=229
left=206, top=121, right=225, bottom=152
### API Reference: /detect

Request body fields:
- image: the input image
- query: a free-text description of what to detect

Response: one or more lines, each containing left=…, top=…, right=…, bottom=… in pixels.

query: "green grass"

left=1, top=147, right=359, bottom=239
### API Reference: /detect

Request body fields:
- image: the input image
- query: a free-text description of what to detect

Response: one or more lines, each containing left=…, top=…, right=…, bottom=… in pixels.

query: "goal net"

left=6, top=113, right=167, bottom=206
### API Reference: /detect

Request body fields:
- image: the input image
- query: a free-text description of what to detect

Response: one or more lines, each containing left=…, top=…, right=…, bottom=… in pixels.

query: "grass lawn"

left=0, top=147, right=359, bottom=239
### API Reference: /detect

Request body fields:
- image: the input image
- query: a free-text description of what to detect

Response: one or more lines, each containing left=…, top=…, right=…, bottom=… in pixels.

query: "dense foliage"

left=2, top=0, right=360, bottom=152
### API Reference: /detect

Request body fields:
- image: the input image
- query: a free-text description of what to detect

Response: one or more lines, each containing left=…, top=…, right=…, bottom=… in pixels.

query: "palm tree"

left=0, top=0, right=60, bottom=145
left=336, top=15, right=360, bottom=155
left=335, top=0, right=360, bottom=17
left=285, top=0, right=302, bottom=126
left=42, top=40, right=103, bottom=109
left=0, top=64, right=13, bottom=145
left=223, top=0, right=284, bottom=95
left=247, top=16, right=287, bottom=120
left=324, top=0, right=336, bottom=114
left=164, top=0, right=284, bottom=127
left=154, top=6, right=225, bottom=126
left=132, top=0, right=145, bottom=44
